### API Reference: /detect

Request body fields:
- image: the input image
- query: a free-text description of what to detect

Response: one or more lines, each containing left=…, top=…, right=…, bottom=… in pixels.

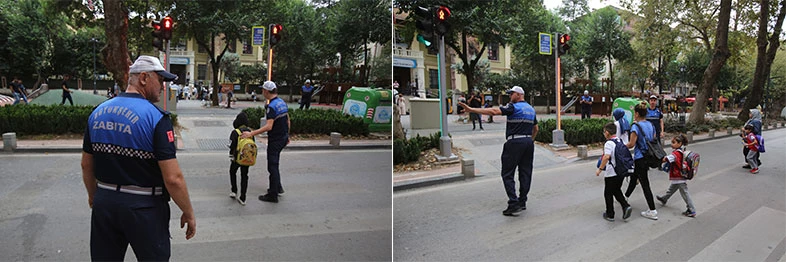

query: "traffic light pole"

left=437, top=35, right=456, bottom=160
left=550, top=32, right=567, bottom=148
left=164, top=40, right=170, bottom=111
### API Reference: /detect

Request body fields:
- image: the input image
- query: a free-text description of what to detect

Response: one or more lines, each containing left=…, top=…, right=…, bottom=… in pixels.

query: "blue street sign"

left=252, top=26, right=265, bottom=46
left=539, top=33, right=552, bottom=55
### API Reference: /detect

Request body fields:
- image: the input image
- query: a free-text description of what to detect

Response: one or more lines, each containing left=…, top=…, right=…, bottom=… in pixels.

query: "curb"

left=5, top=144, right=392, bottom=154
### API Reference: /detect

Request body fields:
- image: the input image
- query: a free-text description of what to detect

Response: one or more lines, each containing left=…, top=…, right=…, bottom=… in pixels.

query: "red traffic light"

left=559, top=34, right=570, bottom=44
left=162, top=16, right=173, bottom=30
left=271, top=24, right=282, bottom=35
left=437, top=6, right=451, bottom=21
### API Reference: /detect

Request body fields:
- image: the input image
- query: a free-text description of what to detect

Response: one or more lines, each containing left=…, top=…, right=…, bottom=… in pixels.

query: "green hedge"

left=242, top=107, right=369, bottom=136
left=0, top=104, right=179, bottom=136
left=393, top=132, right=442, bottom=165
left=534, top=118, right=608, bottom=145
left=664, top=117, right=745, bottom=134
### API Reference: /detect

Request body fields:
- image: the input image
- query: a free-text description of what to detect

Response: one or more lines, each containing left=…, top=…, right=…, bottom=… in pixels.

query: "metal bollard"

left=330, top=132, right=341, bottom=147
left=708, top=129, right=715, bottom=138
left=461, top=158, right=475, bottom=178
left=764, top=124, right=769, bottom=130
left=3, top=132, right=17, bottom=152
left=577, top=145, right=588, bottom=159
left=686, top=131, right=694, bottom=143
left=727, top=128, right=732, bottom=135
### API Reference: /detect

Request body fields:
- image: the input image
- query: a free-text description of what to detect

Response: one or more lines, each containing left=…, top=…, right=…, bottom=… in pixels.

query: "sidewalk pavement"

left=3, top=99, right=390, bottom=153
left=394, top=113, right=786, bottom=191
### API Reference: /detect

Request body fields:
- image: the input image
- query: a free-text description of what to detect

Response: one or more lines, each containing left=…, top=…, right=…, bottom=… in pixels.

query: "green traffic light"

left=417, top=34, right=431, bottom=47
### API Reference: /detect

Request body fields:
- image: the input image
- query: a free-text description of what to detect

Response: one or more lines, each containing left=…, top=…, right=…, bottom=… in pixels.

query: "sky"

left=543, top=0, right=625, bottom=13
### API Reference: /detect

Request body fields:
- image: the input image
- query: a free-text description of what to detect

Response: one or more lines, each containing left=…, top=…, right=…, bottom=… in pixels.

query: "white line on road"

left=689, top=206, right=786, bottom=262
left=169, top=207, right=391, bottom=245
left=541, top=191, right=729, bottom=261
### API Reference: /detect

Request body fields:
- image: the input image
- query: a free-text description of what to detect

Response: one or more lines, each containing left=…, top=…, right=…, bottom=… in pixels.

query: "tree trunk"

left=102, top=0, right=130, bottom=91
left=739, top=0, right=786, bottom=121
left=688, top=0, right=732, bottom=124
left=393, top=104, right=405, bottom=140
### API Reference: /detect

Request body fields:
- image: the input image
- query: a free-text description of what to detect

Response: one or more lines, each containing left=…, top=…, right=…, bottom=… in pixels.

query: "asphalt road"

left=394, top=128, right=786, bottom=261
left=0, top=149, right=392, bottom=261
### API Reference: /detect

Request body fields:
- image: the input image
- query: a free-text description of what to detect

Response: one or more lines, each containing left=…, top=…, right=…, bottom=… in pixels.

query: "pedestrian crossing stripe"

left=689, top=206, right=786, bottom=261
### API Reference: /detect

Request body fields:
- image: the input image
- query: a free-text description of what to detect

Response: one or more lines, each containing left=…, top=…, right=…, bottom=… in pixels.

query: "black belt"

left=97, top=181, right=163, bottom=196
left=506, top=134, right=532, bottom=140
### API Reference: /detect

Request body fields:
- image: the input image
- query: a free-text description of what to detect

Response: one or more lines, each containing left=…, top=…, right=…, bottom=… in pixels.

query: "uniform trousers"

left=501, top=137, right=534, bottom=207
left=267, top=139, right=287, bottom=195
left=91, top=188, right=170, bottom=261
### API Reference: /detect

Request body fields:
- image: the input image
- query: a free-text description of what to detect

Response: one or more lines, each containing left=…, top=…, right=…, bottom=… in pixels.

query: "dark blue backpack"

left=609, top=138, right=635, bottom=177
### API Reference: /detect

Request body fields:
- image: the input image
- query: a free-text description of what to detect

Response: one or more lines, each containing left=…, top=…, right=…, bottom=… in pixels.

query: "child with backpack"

left=655, top=134, right=697, bottom=217
left=596, top=123, right=633, bottom=222
left=742, top=125, right=760, bottom=174
left=228, top=112, right=257, bottom=205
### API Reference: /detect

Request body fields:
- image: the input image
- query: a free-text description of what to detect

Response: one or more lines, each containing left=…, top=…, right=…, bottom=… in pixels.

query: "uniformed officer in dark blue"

left=459, top=86, right=539, bottom=216
left=646, top=95, right=664, bottom=142
left=242, top=80, right=290, bottom=203
left=81, top=55, right=196, bottom=261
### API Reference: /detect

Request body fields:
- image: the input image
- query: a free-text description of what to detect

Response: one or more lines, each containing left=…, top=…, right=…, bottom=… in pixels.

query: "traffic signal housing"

left=151, top=20, right=164, bottom=50
left=435, top=6, right=451, bottom=36
left=414, top=6, right=436, bottom=51
left=161, top=16, right=173, bottom=40
left=558, top=33, right=571, bottom=56
left=269, top=24, right=283, bottom=46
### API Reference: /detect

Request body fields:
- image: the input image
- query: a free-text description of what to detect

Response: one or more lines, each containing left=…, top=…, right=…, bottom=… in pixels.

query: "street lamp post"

left=91, top=38, right=97, bottom=95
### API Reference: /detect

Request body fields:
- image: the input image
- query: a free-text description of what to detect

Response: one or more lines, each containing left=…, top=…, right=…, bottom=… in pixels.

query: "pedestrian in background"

left=596, top=122, right=633, bottom=222
left=300, top=79, right=314, bottom=110
left=580, top=90, right=593, bottom=119
left=229, top=112, right=253, bottom=205
left=10, top=77, right=28, bottom=105
left=741, top=109, right=762, bottom=169
left=656, top=134, right=697, bottom=217
left=242, top=81, right=289, bottom=203
left=646, top=95, right=664, bottom=142
left=459, top=86, right=539, bottom=216
left=742, top=125, right=760, bottom=174
left=469, top=91, right=484, bottom=131
left=81, top=55, right=195, bottom=260
left=625, top=102, right=659, bottom=220
left=61, top=75, right=74, bottom=105
left=397, top=93, right=407, bottom=115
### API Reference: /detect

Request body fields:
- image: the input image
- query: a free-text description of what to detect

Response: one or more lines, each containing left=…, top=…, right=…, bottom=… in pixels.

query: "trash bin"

left=341, top=87, right=392, bottom=132
left=611, top=97, right=642, bottom=124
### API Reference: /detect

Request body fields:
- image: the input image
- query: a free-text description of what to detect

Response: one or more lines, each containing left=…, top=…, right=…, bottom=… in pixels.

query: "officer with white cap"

left=81, top=55, right=195, bottom=260
left=300, top=79, right=314, bottom=109
left=242, top=81, right=290, bottom=203
left=459, top=86, right=539, bottom=216
left=580, top=90, right=594, bottom=119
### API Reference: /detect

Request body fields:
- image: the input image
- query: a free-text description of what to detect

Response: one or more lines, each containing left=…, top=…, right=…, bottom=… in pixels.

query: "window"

left=227, top=39, right=236, bottom=53
left=428, top=69, right=439, bottom=89
left=197, top=64, right=207, bottom=80
left=242, top=39, right=253, bottom=54
left=198, top=44, right=206, bottom=53
left=174, top=40, right=187, bottom=51
left=488, top=43, right=499, bottom=61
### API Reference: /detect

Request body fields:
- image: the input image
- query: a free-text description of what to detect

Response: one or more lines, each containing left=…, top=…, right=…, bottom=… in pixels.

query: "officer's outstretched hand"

left=457, top=102, right=470, bottom=111
left=240, top=131, right=253, bottom=139
left=181, top=212, right=196, bottom=240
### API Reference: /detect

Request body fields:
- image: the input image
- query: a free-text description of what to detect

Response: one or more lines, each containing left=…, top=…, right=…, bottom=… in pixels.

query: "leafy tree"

left=574, top=7, right=633, bottom=95
left=689, top=0, right=732, bottom=123
left=220, top=52, right=240, bottom=82
left=739, top=0, right=786, bottom=121
left=557, top=0, right=590, bottom=21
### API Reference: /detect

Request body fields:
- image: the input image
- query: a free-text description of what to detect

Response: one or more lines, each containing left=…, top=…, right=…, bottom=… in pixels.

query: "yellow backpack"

left=235, top=129, right=257, bottom=166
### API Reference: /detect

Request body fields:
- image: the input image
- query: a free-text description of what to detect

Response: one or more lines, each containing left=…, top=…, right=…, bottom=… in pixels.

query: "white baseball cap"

left=506, top=86, right=525, bottom=95
left=305, top=79, right=311, bottom=84
left=584, top=90, right=589, bottom=95
left=262, top=81, right=277, bottom=91
left=129, top=55, right=178, bottom=81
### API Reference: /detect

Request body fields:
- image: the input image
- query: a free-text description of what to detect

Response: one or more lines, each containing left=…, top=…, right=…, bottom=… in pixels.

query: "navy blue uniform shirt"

left=82, top=93, right=176, bottom=187
left=500, top=101, right=538, bottom=138
left=266, top=97, right=289, bottom=141
left=646, top=107, right=663, bottom=135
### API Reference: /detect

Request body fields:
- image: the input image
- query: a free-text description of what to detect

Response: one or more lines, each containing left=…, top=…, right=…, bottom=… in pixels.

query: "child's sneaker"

left=641, top=209, right=658, bottom=220
left=237, top=196, right=246, bottom=206
left=229, top=192, right=237, bottom=199
left=656, top=195, right=667, bottom=206
left=622, top=206, right=632, bottom=220
left=750, top=168, right=759, bottom=174
left=682, top=209, right=696, bottom=217
left=602, top=212, right=614, bottom=222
